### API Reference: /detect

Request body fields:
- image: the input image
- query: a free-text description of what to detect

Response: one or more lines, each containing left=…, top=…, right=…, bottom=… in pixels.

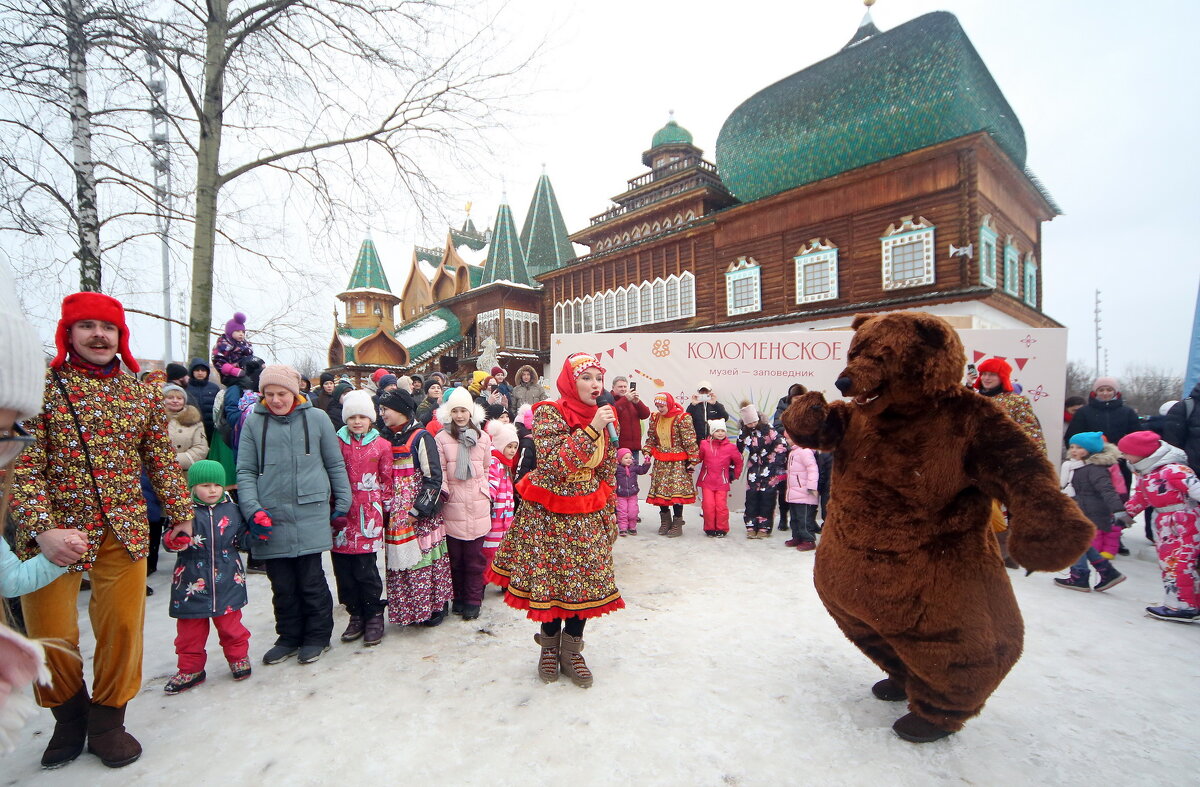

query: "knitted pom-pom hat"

left=487, top=421, right=519, bottom=450
left=224, top=312, right=247, bottom=337
left=438, top=385, right=484, bottom=426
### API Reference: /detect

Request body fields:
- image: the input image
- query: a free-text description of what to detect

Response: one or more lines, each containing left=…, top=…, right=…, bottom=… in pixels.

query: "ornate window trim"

left=725, top=256, right=761, bottom=316
left=1023, top=254, right=1038, bottom=308
left=1004, top=237, right=1020, bottom=296
left=979, top=215, right=998, bottom=287
left=794, top=238, right=839, bottom=304
left=881, top=216, right=935, bottom=290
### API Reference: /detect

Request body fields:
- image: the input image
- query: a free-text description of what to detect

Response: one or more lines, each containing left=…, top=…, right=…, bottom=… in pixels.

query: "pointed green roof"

left=520, top=173, right=575, bottom=278
left=480, top=203, right=531, bottom=286
left=345, top=238, right=391, bottom=291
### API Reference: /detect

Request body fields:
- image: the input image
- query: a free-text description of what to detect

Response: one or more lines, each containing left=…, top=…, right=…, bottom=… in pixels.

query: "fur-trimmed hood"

left=169, top=404, right=202, bottom=427
left=1084, top=443, right=1120, bottom=467
left=1131, top=441, right=1189, bottom=475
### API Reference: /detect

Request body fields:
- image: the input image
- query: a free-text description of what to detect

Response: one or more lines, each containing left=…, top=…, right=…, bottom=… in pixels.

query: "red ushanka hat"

left=51, top=291, right=139, bottom=373
left=973, top=357, right=1013, bottom=392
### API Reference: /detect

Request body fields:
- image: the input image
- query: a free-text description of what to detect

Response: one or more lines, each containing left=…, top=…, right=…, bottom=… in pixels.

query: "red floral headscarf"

left=554, top=352, right=606, bottom=429
left=653, top=392, right=684, bottom=418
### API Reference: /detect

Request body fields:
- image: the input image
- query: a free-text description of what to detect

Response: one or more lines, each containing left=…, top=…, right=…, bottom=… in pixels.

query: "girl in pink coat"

left=784, top=435, right=820, bottom=551
left=435, top=387, right=494, bottom=621
left=484, top=421, right=519, bottom=569
left=696, top=420, right=743, bottom=537
left=333, top=390, right=394, bottom=645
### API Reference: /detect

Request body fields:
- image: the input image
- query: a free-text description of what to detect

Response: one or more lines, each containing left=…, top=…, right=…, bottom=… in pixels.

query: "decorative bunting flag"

left=973, top=350, right=986, bottom=362
left=1013, top=358, right=1029, bottom=370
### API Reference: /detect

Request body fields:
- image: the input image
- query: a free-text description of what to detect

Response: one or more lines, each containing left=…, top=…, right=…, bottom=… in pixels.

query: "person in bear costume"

left=781, top=312, right=1093, bottom=743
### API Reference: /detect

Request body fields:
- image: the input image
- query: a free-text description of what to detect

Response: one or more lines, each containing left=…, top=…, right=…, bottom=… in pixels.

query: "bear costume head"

left=833, top=312, right=965, bottom=415
left=781, top=311, right=1093, bottom=744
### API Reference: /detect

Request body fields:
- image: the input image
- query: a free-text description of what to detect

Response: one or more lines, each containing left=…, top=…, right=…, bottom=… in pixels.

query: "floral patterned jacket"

left=737, top=423, right=788, bottom=491
left=11, top=363, right=191, bottom=570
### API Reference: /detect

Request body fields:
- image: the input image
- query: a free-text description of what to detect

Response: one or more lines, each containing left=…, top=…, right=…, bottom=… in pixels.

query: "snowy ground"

left=4, top=501, right=1196, bottom=785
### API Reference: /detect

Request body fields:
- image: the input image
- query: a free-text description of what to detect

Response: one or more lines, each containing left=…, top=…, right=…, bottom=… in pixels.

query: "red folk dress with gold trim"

left=485, top=402, right=623, bottom=622
left=644, top=400, right=699, bottom=507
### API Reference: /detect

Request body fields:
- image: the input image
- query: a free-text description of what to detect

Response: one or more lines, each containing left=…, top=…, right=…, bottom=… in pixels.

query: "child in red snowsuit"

left=1118, top=431, right=1200, bottom=623
left=696, top=420, right=743, bottom=537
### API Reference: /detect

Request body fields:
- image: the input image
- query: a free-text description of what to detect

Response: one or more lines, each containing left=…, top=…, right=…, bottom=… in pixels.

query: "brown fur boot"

left=558, top=633, right=593, bottom=688
left=534, top=631, right=560, bottom=683
left=657, top=509, right=672, bottom=536
left=667, top=515, right=684, bottom=538
left=41, top=686, right=90, bottom=769
left=86, top=703, right=142, bottom=768
left=892, top=712, right=955, bottom=743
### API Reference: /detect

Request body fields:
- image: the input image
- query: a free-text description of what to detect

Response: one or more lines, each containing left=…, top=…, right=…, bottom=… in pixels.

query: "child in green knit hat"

left=160, top=460, right=253, bottom=694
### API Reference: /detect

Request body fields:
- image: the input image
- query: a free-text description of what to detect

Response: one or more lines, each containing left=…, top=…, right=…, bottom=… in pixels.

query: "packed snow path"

left=6, top=501, right=1195, bottom=784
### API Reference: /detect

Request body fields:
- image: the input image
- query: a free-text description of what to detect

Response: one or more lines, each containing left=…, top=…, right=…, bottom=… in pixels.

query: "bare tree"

left=116, top=0, right=532, bottom=361
left=1119, top=364, right=1183, bottom=417
left=1064, top=359, right=1092, bottom=400
left=0, top=0, right=185, bottom=292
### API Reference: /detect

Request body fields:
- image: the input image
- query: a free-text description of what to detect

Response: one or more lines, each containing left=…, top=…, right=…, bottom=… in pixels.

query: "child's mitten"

left=163, top=530, right=192, bottom=551
left=249, top=509, right=274, bottom=542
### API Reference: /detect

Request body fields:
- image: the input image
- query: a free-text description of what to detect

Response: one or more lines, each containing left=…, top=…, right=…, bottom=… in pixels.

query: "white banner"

left=551, top=328, right=1068, bottom=453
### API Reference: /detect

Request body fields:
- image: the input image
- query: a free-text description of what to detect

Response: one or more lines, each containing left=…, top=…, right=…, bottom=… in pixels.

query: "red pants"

left=174, top=609, right=251, bottom=673
left=701, top=488, right=730, bottom=533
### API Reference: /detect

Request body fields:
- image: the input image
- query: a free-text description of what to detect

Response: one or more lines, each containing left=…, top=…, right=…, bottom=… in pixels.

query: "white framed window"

left=1004, top=239, right=1020, bottom=296
left=572, top=300, right=582, bottom=333
left=881, top=216, right=935, bottom=290
left=583, top=296, right=595, bottom=332
left=666, top=276, right=680, bottom=320
left=650, top=279, right=664, bottom=322
left=725, top=257, right=761, bottom=316
left=603, top=292, right=615, bottom=330
left=628, top=286, right=640, bottom=326
left=355, top=301, right=365, bottom=314
left=614, top=287, right=627, bottom=328
left=1023, top=254, right=1038, bottom=307
left=979, top=215, right=998, bottom=287
left=794, top=239, right=838, bottom=304
left=640, top=283, right=652, bottom=325
left=679, top=272, right=695, bottom=317
left=553, top=303, right=563, bottom=334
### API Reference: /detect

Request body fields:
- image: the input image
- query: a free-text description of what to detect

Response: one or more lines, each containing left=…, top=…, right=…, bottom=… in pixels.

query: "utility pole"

left=148, top=37, right=172, bottom=363
left=1094, top=289, right=1102, bottom=378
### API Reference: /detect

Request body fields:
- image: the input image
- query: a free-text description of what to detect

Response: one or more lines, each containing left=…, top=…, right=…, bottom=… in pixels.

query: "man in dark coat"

left=1164, top=381, right=1200, bottom=473
left=686, top=381, right=728, bottom=441
left=186, top=357, right=221, bottom=441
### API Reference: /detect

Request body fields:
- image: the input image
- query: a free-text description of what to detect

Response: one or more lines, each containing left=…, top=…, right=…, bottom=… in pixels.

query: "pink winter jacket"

left=435, top=427, right=494, bottom=540
left=785, top=446, right=819, bottom=504
left=334, top=427, right=394, bottom=554
left=696, top=437, right=743, bottom=491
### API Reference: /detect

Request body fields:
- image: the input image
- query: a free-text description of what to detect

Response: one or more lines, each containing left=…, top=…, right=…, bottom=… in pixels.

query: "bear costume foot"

left=892, top=713, right=955, bottom=743
left=871, top=678, right=907, bottom=702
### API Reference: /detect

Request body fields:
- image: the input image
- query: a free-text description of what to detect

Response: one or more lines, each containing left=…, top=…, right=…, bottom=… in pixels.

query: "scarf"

left=67, top=354, right=121, bottom=379
left=455, top=426, right=478, bottom=480
left=654, top=392, right=684, bottom=418
left=554, top=352, right=606, bottom=430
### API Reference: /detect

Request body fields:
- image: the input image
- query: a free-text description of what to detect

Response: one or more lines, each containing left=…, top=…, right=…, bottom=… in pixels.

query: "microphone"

left=596, top=389, right=619, bottom=444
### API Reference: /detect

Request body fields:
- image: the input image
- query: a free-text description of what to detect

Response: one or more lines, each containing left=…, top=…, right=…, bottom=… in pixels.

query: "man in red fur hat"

left=9, top=292, right=192, bottom=769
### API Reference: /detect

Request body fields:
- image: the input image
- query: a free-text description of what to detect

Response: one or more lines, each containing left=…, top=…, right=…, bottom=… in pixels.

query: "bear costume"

left=781, top=312, right=1093, bottom=742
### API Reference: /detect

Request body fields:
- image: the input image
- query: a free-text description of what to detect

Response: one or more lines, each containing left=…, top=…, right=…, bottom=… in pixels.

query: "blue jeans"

left=788, top=503, right=818, bottom=542
left=1071, top=546, right=1102, bottom=574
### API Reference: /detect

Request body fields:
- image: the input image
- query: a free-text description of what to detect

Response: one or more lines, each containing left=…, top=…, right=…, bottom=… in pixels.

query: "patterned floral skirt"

left=485, top=499, right=623, bottom=622
left=646, top=458, right=696, bottom=506
left=386, top=473, right=453, bottom=625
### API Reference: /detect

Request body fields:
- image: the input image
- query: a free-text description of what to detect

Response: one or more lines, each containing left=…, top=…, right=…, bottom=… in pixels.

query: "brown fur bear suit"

left=781, top=312, right=1093, bottom=741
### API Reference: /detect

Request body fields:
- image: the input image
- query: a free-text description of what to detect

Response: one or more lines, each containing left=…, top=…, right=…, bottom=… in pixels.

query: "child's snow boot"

left=340, top=615, right=365, bottom=642
left=363, top=614, right=385, bottom=646
left=229, top=659, right=252, bottom=680
left=667, top=515, right=684, bottom=538
left=558, top=634, right=594, bottom=688
left=164, top=670, right=206, bottom=695
left=1145, top=606, right=1200, bottom=623
left=534, top=631, right=560, bottom=683
left=1053, top=569, right=1091, bottom=592
left=1093, top=561, right=1126, bottom=592
left=657, top=509, right=672, bottom=536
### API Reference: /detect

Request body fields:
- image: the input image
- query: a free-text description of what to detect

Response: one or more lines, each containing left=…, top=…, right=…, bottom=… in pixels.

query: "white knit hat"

left=487, top=421, right=519, bottom=450
left=0, top=262, right=46, bottom=421
left=437, top=385, right=484, bottom=426
left=708, top=418, right=728, bottom=435
left=397, top=375, right=413, bottom=393
left=739, top=403, right=759, bottom=424
left=341, top=389, right=376, bottom=423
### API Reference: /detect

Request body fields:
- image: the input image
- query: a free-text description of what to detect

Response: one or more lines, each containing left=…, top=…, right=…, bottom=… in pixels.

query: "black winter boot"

left=1093, top=560, right=1126, bottom=592
left=41, top=686, right=90, bottom=769
left=1053, top=569, right=1091, bottom=592
left=86, top=703, right=142, bottom=768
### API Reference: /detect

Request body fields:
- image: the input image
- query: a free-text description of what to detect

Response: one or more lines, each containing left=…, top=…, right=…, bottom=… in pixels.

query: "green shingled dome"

left=715, top=11, right=1026, bottom=203
left=651, top=118, right=693, bottom=149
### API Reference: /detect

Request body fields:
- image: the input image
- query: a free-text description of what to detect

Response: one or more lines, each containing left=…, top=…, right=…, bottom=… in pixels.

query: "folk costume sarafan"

left=644, top=392, right=699, bottom=507
left=486, top=353, right=623, bottom=623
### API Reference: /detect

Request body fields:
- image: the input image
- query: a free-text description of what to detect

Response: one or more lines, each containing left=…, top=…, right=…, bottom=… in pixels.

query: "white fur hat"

left=341, top=389, right=376, bottom=423
left=708, top=418, right=728, bottom=435
left=487, top=421, right=519, bottom=450
left=0, top=262, right=44, bottom=421
left=437, top=385, right=484, bottom=426
left=397, top=375, right=413, bottom=393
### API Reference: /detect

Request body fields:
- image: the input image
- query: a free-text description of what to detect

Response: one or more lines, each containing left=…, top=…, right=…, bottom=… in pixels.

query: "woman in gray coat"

left=237, top=365, right=351, bottom=666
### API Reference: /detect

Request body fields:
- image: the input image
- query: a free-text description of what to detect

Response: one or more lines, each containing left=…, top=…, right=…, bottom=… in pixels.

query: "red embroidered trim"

left=515, top=477, right=613, bottom=514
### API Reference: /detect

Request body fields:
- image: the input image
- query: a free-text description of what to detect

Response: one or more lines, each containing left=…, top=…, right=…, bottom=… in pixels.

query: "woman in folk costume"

left=643, top=392, right=700, bottom=537
left=486, top=352, right=621, bottom=688
left=377, top=388, right=453, bottom=628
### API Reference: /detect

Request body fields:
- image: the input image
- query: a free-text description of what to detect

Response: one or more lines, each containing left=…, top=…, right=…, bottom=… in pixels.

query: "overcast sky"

left=10, top=0, right=1198, bottom=383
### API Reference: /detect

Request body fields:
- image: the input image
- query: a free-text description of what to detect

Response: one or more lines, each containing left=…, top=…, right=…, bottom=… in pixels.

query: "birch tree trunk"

left=66, top=0, right=101, bottom=292
left=186, top=0, right=228, bottom=361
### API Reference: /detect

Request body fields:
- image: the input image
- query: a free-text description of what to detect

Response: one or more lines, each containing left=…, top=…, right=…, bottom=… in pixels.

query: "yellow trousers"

left=21, top=528, right=146, bottom=707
